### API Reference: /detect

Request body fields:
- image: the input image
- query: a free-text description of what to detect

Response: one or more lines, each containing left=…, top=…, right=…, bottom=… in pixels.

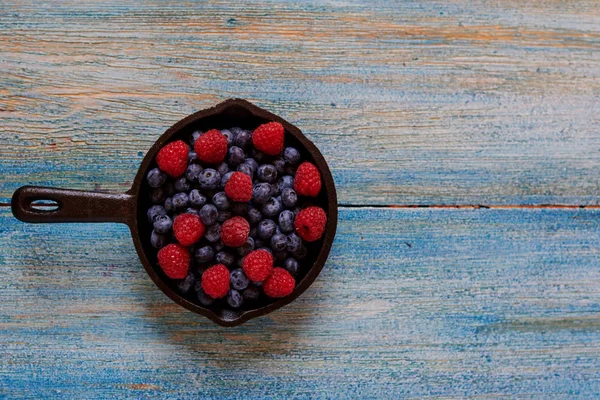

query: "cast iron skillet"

left=11, top=99, right=337, bottom=327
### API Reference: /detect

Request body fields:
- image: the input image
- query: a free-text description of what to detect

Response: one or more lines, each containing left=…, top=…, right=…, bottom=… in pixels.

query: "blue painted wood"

left=1, top=0, right=599, bottom=205
left=1, top=207, right=600, bottom=398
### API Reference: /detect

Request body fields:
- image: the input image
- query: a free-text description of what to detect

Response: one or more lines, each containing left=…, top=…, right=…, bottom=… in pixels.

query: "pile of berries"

left=145, top=122, right=327, bottom=310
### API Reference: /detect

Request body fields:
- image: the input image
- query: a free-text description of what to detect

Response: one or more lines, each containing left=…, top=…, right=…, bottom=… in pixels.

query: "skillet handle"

left=11, top=186, right=135, bottom=225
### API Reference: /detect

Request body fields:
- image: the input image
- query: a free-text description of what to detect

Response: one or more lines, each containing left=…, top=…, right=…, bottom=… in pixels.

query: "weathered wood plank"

left=1, top=1, right=599, bottom=205
left=1, top=207, right=600, bottom=398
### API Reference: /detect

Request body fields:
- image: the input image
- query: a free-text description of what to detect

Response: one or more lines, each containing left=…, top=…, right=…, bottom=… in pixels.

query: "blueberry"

left=198, top=168, right=221, bottom=190
left=277, top=175, right=294, bottom=194
left=231, top=202, right=248, bottom=216
left=247, top=207, right=262, bottom=225
left=274, top=251, right=287, bottom=262
left=251, top=148, right=267, bottom=163
left=221, top=171, right=234, bottom=188
left=185, top=164, right=203, bottom=182
left=281, top=188, right=298, bottom=209
left=230, top=268, right=249, bottom=290
left=278, top=210, right=295, bottom=233
left=147, top=167, right=167, bottom=188
left=151, top=229, right=168, bottom=249
left=185, top=207, right=201, bottom=217
left=153, top=215, right=173, bottom=234
left=283, top=147, right=301, bottom=165
left=174, top=177, right=191, bottom=192
left=172, top=192, right=189, bottom=209
left=292, top=207, right=301, bottom=216
left=262, top=197, right=282, bottom=218
left=237, top=163, right=254, bottom=178
left=216, top=162, right=229, bottom=177
left=232, top=127, right=252, bottom=148
left=214, top=240, right=225, bottom=252
left=291, top=244, right=308, bottom=260
left=252, top=183, right=272, bottom=204
left=164, top=181, right=176, bottom=196
left=221, top=129, right=234, bottom=145
left=195, top=245, right=215, bottom=263
left=198, top=288, right=215, bottom=306
left=270, top=183, right=280, bottom=197
left=249, top=227, right=257, bottom=239
left=257, top=219, right=277, bottom=239
left=164, top=197, right=174, bottom=214
left=243, top=285, right=261, bottom=301
left=254, top=238, right=265, bottom=248
left=189, top=189, right=207, bottom=208
left=283, top=258, right=299, bottom=276
left=228, top=146, right=245, bottom=166
left=216, top=251, right=235, bottom=267
left=150, top=187, right=166, bottom=204
left=147, top=205, right=166, bottom=222
left=199, top=204, right=218, bottom=225
left=177, top=273, right=196, bottom=294
left=286, top=233, right=302, bottom=253
left=270, top=233, right=287, bottom=252
left=190, top=130, right=202, bottom=146
left=217, top=211, right=232, bottom=223
left=227, top=289, right=244, bottom=308
left=212, top=192, right=231, bottom=211
left=188, top=151, right=198, bottom=163
left=237, top=237, right=254, bottom=257
left=257, top=247, right=273, bottom=254
left=244, top=158, right=258, bottom=174
left=205, top=223, right=221, bottom=242
left=257, top=164, right=278, bottom=183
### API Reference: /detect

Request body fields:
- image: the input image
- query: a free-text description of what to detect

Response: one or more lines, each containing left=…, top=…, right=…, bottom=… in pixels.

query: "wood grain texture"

left=1, top=0, right=600, bottom=205
left=2, top=207, right=600, bottom=398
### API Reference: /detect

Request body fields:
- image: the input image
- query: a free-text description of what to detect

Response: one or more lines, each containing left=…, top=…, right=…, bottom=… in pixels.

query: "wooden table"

left=2, top=1, right=599, bottom=397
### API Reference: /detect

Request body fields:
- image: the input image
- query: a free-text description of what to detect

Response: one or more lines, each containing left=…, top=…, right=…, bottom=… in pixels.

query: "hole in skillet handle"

left=30, top=200, right=60, bottom=211
left=132, top=99, right=338, bottom=327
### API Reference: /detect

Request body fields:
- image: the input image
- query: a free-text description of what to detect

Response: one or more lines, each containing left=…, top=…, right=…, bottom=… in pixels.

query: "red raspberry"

left=294, top=162, right=322, bottom=197
left=294, top=206, right=327, bottom=242
left=263, top=268, right=296, bottom=298
left=173, top=213, right=205, bottom=246
left=220, top=216, right=250, bottom=247
left=157, top=243, right=190, bottom=279
left=224, top=171, right=253, bottom=202
left=194, top=129, right=228, bottom=164
left=252, top=122, right=284, bottom=156
left=242, top=249, right=274, bottom=282
left=201, top=264, right=230, bottom=299
left=155, top=140, right=189, bottom=177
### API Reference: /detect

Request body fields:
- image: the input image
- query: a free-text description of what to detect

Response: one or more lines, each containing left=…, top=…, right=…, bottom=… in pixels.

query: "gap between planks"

left=339, top=204, right=600, bottom=209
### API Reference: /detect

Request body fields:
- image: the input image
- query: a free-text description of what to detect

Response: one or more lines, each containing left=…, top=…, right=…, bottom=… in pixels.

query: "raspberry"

left=220, top=216, right=250, bottom=247
left=242, top=249, right=274, bottom=282
left=157, top=243, right=190, bottom=279
left=173, top=213, right=205, bottom=246
left=224, top=171, right=252, bottom=202
left=252, top=122, right=284, bottom=156
left=263, top=268, right=295, bottom=298
left=294, top=206, right=327, bottom=242
left=194, top=129, right=228, bottom=164
left=156, top=140, right=189, bottom=177
left=201, top=264, right=230, bottom=299
left=294, top=162, right=322, bottom=197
